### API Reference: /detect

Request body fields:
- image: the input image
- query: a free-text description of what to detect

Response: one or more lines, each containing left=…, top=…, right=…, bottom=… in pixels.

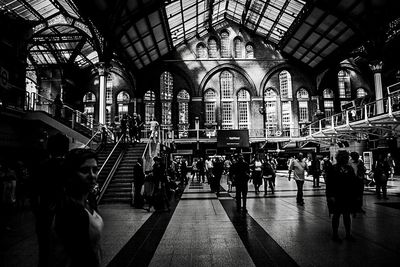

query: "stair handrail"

left=84, top=128, right=102, bottom=148
left=96, top=143, right=127, bottom=205
left=97, top=134, right=124, bottom=178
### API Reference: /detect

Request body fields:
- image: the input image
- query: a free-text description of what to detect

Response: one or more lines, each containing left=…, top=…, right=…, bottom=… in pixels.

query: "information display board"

left=217, top=129, right=249, bottom=148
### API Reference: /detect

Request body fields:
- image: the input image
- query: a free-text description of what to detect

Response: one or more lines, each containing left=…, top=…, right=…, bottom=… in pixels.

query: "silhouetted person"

left=326, top=150, right=358, bottom=242
left=212, top=157, right=224, bottom=197
left=53, top=94, right=63, bottom=119
left=349, top=152, right=366, bottom=214
left=132, top=158, right=145, bottom=208
left=31, top=133, right=69, bottom=267
left=374, top=154, right=390, bottom=199
left=232, top=154, right=250, bottom=213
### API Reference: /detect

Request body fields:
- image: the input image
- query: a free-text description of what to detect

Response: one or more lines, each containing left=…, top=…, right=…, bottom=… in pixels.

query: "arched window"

left=356, top=88, right=367, bottom=98
left=279, top=70, right=292, bottom=98
left=160, top=71, right=173, bottom=128
left=177, top=89, right=190, bottom=137
left=264, top=88, right=278, bottom=135
left=116, top=91, right=130, bottom=118
left=144, top=90, right=156, bottom=130
left=234, top=37, right=242, bottom=58
left=220, top=31, right=230, bottom=58
left=338, top=70, right=351, bottom=99
left=220, top=71, right=233, bottom=129
left=196, top=43, right=207, bottom=59
left=237, top=89, right=250, bottom=129
left=245, top=44, right=254, bottom=59
left=106, top=76, right=113, bottom=124
left=204, top=89, right=216, bottom=124
left=323, top=88, right=334, bottom=117
left=208, top=37, right=218, bottom=58
left=83, top=92, right=96, bottom=128
left=297, top=88, right=309, bottom=122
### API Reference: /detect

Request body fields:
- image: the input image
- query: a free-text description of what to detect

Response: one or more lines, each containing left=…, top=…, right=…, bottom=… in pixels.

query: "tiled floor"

left=1, top=172, right=400, bottom=267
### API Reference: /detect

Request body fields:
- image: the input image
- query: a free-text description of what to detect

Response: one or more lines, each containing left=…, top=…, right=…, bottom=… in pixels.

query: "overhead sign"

left=0, top=66, right=9, bottom=88
left=217, top=129, right=249, bottom=148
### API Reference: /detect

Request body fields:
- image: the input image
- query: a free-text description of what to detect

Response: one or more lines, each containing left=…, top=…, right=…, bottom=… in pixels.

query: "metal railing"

left=302, top=91, right=400, bottom=137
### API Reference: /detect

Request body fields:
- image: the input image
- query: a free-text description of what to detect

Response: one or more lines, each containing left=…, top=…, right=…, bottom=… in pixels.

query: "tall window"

left=196, top=43, right=207, bottom=58
left=220, top=71, right=233, bottom=129
left=83, top=92, right=96, bottom=127
left=279, top=70, right=292, bottom=98
left=356, top=88, right=367, bottom=98
left=264, top=88, right=278, bottom=135
left=297, top=88, right=309, bottom=122
left=117, top=91, right=130, bottom=118
left=208, top=38, right=218, bottom=58
left=160, top=71, right=173, bottom=128
left=338, top=70, right=351, bottom=98
left=177, top=90, right=190, bottom=137
left=323, top=88, right=334, bottom=117
left=144, top=90, right=156, bottom=130
left=245, top=44, right=254, bottom=59
left=106, top=76, right=113, bottom=124
left=220, top=31, right=230, bottom=58
left=204, top=89, right=216, bottom=124
left=237, top=89, right=250, bottom=129
left=234, top=37, right=242, bottom=58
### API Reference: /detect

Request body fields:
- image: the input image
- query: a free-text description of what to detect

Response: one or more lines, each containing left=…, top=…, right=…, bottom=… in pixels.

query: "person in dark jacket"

left=232, top=154, right=250, bottom=213
left=349, top=152, right=366, bottom=213
left=326, top=150, right=358, bottom=242
left=132, top=158, right=145, bottom=208
left=262, top=159, right=276, bottom=196
left=212, top=157, right=224, bottom=197
left=149, top=156, right=170, bottom=212
left=374, top=154, right=390, bottom=199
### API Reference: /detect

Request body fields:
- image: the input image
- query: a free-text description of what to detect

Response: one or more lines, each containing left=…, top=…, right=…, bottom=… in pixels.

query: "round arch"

left=197, top=63, right=257, bottom=96
left=259, top=62, right=291, bottom=96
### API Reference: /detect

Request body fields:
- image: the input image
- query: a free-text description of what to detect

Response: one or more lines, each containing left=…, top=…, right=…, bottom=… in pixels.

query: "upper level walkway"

left=2, top=172, right=400, bottom=267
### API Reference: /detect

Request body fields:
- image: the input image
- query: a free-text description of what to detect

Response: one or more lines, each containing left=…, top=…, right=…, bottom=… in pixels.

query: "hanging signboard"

left=217, top=129, right=249, bottom=148
left=0, top=66, right=9, bottom=89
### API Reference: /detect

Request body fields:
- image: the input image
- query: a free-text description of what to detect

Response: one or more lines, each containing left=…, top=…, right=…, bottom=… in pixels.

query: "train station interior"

left=1, top=0, right=400, bottom=266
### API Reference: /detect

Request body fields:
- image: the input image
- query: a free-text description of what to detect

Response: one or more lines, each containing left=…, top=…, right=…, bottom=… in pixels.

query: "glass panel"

left=296, top=88, right=309, bottom=99
left=208, top=38, right=218, bottom=58
left=323, top=88, right=334, bottom=98
left=279, top=70, right=292, bottom=98
left=357, top=88, right=367, bottom=98
left=338, top=70, right=351, bottom=98
left=221, top=31, right=230, bottom=58
left=234, top=38, right=242, bottom=58
left=160, top=71, right=173, bottom=100
left=205, top=89, right=216, bottom=100
left=220, top=71, right=233, bottom=99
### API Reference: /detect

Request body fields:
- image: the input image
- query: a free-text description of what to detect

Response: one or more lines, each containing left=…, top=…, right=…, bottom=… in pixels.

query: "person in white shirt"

left=288, top=152, right=308, bottom=205
left=149, top=116, right=159, bottom=140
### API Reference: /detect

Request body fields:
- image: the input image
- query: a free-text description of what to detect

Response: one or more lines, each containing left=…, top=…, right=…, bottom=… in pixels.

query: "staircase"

left=97, top=143, right=124, bottom=189
left=100, top=142, right=147, bottom=204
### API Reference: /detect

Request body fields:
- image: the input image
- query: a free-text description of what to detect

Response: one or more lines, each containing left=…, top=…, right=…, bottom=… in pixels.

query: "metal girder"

left=242, top=0, right=252, bottom=24
left=208, top=0, right=215, bottom=30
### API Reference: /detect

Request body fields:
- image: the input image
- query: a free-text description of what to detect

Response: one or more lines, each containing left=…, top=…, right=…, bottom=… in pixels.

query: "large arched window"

left=245, top=44, right=254, bottom=59
left=106, top=76, right=113, bottom=124
left=323, top=88, right=334, bottom=117
left=220, top=30, right=230, bottom=58
left=356, top=88, right=367, bottom=98
left=144, top=90, right=156, bottom=130
left=234, top=37, right=242, bottom=58
left=177, top=89, right=190, bottom=137
left=338, top=70, right=351, bottom=100
left=220, top=71, right=234, bottom=129
left=160, top=71, right=173, bottom=129
left=208, top=37, right=218, bottom=58
left=297, top=88, right=309, bottom=122
left=117, top=91, right=130, bottom=118
left=204, top=89, right=216, bottom=124
left=237, top=89, right=250, bottom=129
left=196, top=43, right=207, bottom=59
left=279, top=70, right=292, bottom=98
left=83, top=92, right=96, bottom=127
left=264, top=88, right=278, bottom=135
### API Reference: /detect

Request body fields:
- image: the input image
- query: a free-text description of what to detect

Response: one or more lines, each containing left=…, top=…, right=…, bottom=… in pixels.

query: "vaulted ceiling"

left=1, top=0, right=399, bottom=74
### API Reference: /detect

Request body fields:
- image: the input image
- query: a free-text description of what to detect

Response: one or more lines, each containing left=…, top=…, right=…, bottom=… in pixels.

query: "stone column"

left=98, top=63, right=107, bottom=125
left=369, top=61, right=384, bottom=114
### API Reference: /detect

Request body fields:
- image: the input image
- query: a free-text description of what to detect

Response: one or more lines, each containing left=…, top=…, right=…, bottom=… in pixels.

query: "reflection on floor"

left=1, top=171, right=400, bottom=267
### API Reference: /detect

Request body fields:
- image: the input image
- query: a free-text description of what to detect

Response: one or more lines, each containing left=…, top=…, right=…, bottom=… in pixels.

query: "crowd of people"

left=109, top=113, right=143, bottom=144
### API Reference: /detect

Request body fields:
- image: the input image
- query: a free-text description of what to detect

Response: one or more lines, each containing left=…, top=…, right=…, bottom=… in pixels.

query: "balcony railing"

left=301, top=91, right=400, bottom=137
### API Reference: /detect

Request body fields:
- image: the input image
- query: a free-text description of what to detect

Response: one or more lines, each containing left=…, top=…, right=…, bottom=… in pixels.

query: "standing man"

left=232, top=154, right=250, bottom=213
left=288, top=152, right=308, bottom=205
left=132, top=158, right=145, bottom=208
left=385, top=153, right=395, bottom=180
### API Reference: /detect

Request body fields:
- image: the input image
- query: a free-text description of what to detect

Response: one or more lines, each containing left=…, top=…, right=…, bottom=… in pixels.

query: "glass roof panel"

left=56, top=0, right=80, bottom=19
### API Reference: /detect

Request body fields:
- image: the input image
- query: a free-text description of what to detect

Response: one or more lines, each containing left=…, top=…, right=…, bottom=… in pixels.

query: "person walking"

left=385, top=153, right=395, bottom=180
left=326, top=150, right=358, bottom=242
left=288, top=152, right=308, bottom=205
left=250, top=154, right=263, bottom=194
left=232, top=154, right=250, bottom=213
left=53, top=94, right=63, bottom=119
left=132, top=158, right=145, bottom=208
left=374, top=154, right=390, bottom=200
left=309, top=154, right=322, bottom=188
left=349, top=152, right=367, bottom=214
left=262, top=159, right=276, bottom=196
left=212, top=157, right=224, bottom=197
left=150, top=156, right=170, bottom=212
